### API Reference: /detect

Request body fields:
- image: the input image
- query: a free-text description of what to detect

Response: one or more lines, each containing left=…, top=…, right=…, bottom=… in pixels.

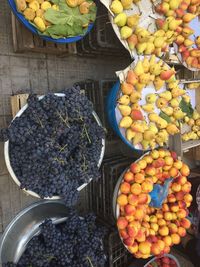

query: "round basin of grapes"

left=4, top=92, right=105, bottom=201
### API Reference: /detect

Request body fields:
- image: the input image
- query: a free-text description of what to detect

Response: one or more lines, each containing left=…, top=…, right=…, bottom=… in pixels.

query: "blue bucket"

left=106, top=80, right=146, bottom=154
left=8, top=0, right=95, bottom=43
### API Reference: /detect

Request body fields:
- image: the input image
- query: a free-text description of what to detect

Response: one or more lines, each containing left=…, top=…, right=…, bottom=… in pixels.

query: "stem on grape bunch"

left=83, top=124, right=91, bottom=144
left=33, top=114, right=44, bottom=128
left=86, top=256, right=95, bottom=267
left=57, top=111, right=70, bottom=128
left=59, top=143, right=68, bottom=152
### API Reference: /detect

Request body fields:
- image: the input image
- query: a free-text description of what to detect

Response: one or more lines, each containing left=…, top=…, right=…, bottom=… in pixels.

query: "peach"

left=117, top=194, right=128, bottom=206
left=120, top=229, right=129, bottom=240
left=173, top=220, right=181, bottom=227
left=171, top=182, right=181, bottom=192
left=162, top=203, right=170, bottom=212
left=158, top=149, right=166, bottom=158
left=124, top=171, right=134, bottom=183
left=141, top=181, right=153, bottom=193
left=178, top=226, right=186, bottom=237
left=150, top=215, right=157, bottom=223
left=139, top=241, right=151, bottom=255
left=170, top=151, right=178, bottom=161
left=173, top=160, right=183, bottom=170
left=127, top=225, right=138, bottom=238
left=142, top=222, right=150, bottom=229
left=152, top=158, right=165, bottom=168
left=120, top=182, right=131, bottom=194
left=164, top=156, right=174, bottom=166
left=169, top=167, right=179, bottom=178
left=128, top=194, right=139, bottom=206
left=147, top=235, right=158, bottom=243
left=135, top=229, right=146, bottom=242
left=164, top=212, right=173, bottom=221
left=147, top=194, right=151, bottom=204
left=176, top=175, right=187, bottom=185
left=124, top=204, right=136, bottom=215
left=130, top=163, right=141, bottom=174
left=162, top=171, right=170, bottom=180
left=150, top=223, right=159, bottom=232
left=152, top=176, right=158, bottom=183
left=134, top=207, right=145, bottom=220
left=180, top=163, right=190, bottom=176
left=138, top=193, right=149, bottom=204
left=170, top=203, right=179, bottom=212
left=163, top=246, right=170, bottom=254
left=184, top=193, right=193, bottom=203
left=168, top=223, right=178, bottom=234
left=145, top=165, right=156, bottom=176
left=178, top=200, right=186, bottom=209
left=182, top=181, right=192, bottom=193
left=134, top=172, right=145, bottom=183
left=124, top=237, right=135, bottom=246
left=158, top=218, right=166, bottom=226
left=129, top=220, right=140, bottom=230
left=156, top=210, right=163, bottom=219
left=159, top=226, right=169, bottom=236
left=150, top=150, right=160, bottom=159
left=151, top=243, right=161, bottom=255
left=163, top=165, right=172, bottom=171
left=143, top=155, right=153, bottom=164
left=134, top=251, right=144, bottom=258
left=144, top=214, right=150, bottom=222
left=171, top=233, right=181, bottom=245
left=125, top=215, right=134, bottom=222
left=157, top=240, right=165, bottom=251
left=138, top=159, right=147, bottom=170
left=149, top=229, right=156, bottom=236
left=175, top=191, right=185, bottom=201
left=163, top=236, right=172, bottom=247
left=128, top=242, right=139, bottom=254
left=117, top=217, right=128, bottom=230
left=180, top=218, right=191, bottom=229
left=172, top=213, right=177, bottom=220
left=177, top=209, right=187, bottom=219
left=131, top=183, right=142, bottom=195
left=167, top=194, right=176, bottom=203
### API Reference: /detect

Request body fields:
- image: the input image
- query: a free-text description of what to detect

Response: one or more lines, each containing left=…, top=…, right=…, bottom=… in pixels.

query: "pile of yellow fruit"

left=182, top=109, right=200, bottom=141
left=110, top=0, right=178, bottom=56
left=117, top=55, right=191, bottom=150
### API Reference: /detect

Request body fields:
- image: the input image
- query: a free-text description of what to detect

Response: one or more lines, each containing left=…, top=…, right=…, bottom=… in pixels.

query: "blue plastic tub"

left=106, top=80, right=145, bottom=153
left=8, top=0, right=95, bottom=43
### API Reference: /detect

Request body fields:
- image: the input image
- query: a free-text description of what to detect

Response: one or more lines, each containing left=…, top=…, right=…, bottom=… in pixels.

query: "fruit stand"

left=0, top=0, right=200, bottom=266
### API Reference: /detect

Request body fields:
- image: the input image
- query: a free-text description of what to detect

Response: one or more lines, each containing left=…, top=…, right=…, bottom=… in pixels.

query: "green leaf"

left=179, top=99, right=194, bottom=118
left=44, top=9, right=70, bottom=25
left=44, top=24, right=74, bottom=38
left=159, top=111, right=171, bottom=123
left=51, top=0, right=59, bottom=4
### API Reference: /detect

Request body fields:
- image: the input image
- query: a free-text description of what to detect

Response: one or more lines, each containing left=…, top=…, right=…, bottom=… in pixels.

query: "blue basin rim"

left=106, top=80, right=146, bottom=153
left=8, top=0, right=94, bottom=43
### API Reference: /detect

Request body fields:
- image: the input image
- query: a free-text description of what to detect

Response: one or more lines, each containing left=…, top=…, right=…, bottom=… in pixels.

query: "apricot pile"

left=116, top=149, right=192, bottom=259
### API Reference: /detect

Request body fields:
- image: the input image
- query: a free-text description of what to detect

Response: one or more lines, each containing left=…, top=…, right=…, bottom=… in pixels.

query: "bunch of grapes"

left=3, top=211, right=108, bottom=267
left=0, top=86, right=105, bottom=206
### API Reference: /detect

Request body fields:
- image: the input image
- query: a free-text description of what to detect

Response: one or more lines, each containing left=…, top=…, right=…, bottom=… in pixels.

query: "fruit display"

left=15, top=0, right=96, bottom=39
left=3, top=212, right=107, bottom=267
left=102, top=0, right=179, bottom=57
left=116, top=149, right=192, bottom=259
left=155, top=0, right=200, bottom=70
left=115, top=56, right=193, bottom=150
left=182, top=108, right=200, bottom=141
left=187, top=82, right=200, bottom=89
left=1, top=87, right=105, bottom=206
left=145, top=254, right=180, bottom=267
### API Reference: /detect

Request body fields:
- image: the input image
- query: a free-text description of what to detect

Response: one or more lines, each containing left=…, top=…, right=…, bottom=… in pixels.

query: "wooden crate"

left=10, top=94, right=29, bottom=118
left=11, top=14, right=76, bottom=55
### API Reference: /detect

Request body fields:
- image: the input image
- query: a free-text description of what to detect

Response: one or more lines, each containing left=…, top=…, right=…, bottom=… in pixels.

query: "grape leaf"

left=159, top=111, right=171, bottom=123
left=179, top=99, right=194, bottom=118
left=51, top=0, right=59, bottom=4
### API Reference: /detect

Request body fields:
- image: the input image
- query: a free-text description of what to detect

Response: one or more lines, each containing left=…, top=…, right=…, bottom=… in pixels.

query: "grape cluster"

left=3, top=211, right=107, bottom=267
left=1, top=86, right=105, bottom=206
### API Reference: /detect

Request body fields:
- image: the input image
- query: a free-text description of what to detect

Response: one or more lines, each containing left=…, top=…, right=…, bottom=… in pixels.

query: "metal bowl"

left=4, top=93, right=105, bottom=199
left=0, top=200, right=69, bottom=264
